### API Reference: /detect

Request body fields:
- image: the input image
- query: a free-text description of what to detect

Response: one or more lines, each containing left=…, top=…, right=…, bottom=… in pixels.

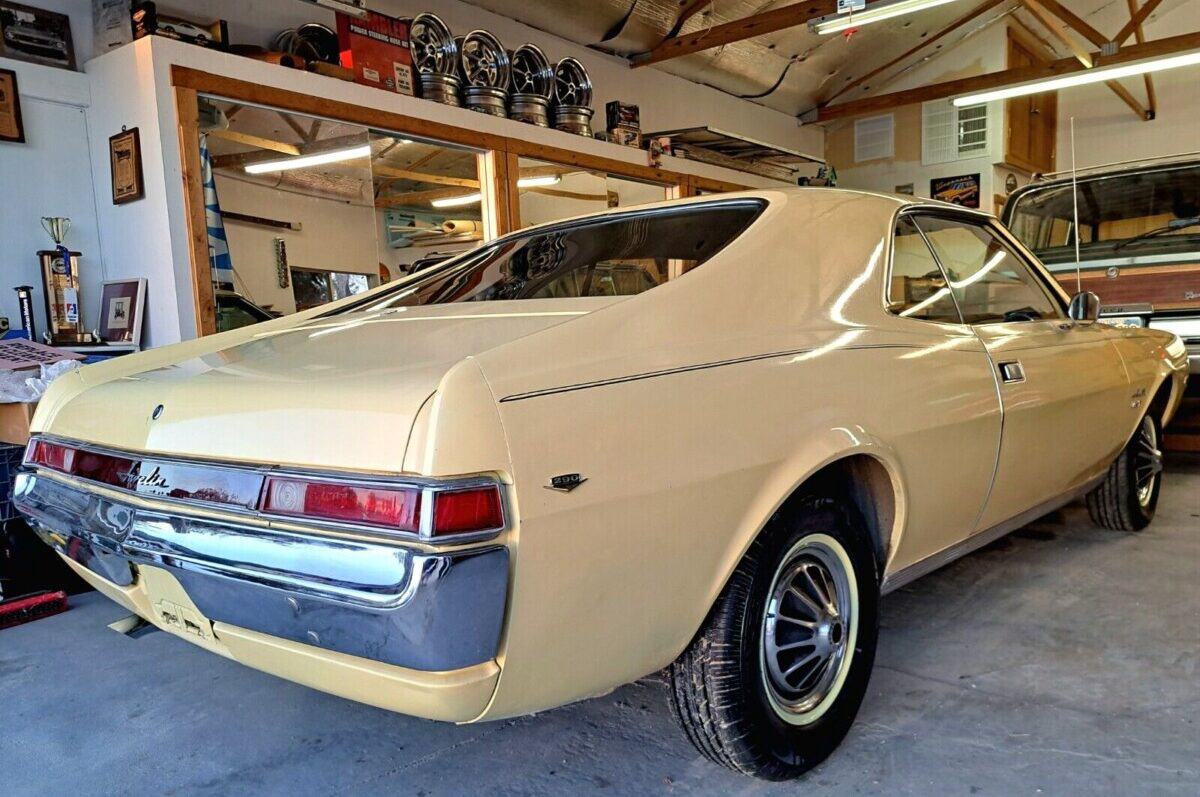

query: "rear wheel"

left=667, top=492, right=879, bottom=780
left=1087, top=414, right=1163, bottom=531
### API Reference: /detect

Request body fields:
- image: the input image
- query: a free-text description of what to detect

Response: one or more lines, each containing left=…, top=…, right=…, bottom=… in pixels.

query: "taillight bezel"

left=23, top=434, right=509, bottom=545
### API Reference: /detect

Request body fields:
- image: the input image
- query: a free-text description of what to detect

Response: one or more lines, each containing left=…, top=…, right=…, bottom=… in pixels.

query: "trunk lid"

left=44, top=300, right=613, bottom=472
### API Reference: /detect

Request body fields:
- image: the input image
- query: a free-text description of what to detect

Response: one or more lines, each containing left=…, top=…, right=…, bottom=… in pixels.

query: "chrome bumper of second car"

left=12, top=471, right=509, bottom=672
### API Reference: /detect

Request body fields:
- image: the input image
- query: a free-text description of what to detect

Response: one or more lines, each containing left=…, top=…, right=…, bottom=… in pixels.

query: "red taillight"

left=432, top=486, right=504, bottom=536
left=71, top=449, right=138, bottom=489
left=261, top=477, right=422, bottom=532
left=27, top=439, right=75, bottom=471
left=27, top=440, right=136, bottom=489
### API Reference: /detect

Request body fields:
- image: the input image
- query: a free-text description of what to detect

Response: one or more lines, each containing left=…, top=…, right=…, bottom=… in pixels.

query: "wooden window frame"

left=170, top=66, right=754, bottom=336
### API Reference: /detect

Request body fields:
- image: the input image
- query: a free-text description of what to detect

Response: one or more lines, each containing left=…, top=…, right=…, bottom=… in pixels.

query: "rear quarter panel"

left=480, top=324, right=1001, bottom=720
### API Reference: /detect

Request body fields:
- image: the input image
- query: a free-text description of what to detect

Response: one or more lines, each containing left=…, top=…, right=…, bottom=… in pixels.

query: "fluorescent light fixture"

left=953, top=51, right=1200, bottom=106
left=245, top=144, right=372, bottom=174
left=811, top=0, right=964, bottom=35
left=431, top=193, right=482, bottom=208
left=516, top=175, right=562, bottom=188
left=429, top=175, right=562, bottom=208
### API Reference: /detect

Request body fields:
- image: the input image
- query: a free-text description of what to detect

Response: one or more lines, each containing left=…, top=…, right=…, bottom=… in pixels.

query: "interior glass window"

left=913, top=217, right=1062, bottom=324
left=888, top=216, right=962, bottom=323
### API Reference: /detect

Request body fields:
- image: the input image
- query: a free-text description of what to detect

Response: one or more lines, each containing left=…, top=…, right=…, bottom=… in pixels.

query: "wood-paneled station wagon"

left=15, top=189, right=1188, bottom=779
left=1003, top=154, right=1200, bottom=375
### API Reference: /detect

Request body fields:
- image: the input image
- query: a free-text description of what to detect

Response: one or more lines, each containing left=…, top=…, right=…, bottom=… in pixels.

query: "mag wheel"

left=668, top=493, right=879, bottom=780
left=1087, top=413, right=1163, bottom=531
left=761, top=536, right=857, bottom=725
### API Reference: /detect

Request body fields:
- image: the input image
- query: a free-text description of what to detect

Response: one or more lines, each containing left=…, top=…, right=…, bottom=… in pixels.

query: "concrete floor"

left=3, top=462, right=1198, bottom=796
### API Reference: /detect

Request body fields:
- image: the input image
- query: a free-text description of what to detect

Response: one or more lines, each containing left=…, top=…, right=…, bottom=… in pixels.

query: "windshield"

left=1006, top=163, right=1200, bottom=270
left=343, top=199, right=765, bottom=312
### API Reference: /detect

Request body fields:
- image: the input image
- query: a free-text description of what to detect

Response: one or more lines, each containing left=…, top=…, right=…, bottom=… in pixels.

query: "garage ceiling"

left=458, top=0, right=1187, bottom=118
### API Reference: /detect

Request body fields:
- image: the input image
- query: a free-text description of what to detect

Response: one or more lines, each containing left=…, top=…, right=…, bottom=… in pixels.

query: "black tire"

left=1087, top=413, right=1163, bottom=532
left=667, top=491, right=880, bottom=780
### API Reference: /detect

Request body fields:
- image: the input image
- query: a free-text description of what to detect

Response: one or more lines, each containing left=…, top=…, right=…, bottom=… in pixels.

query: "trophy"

left=39, top=216, right=84, bottom=344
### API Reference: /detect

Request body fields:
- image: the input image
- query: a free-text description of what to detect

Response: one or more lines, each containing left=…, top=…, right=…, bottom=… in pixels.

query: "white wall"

left=0, top=57, right=102, bottom=338
left=828, top=19, right=1009, bottom=211
left=1056, top=1, right=1200, bottom=170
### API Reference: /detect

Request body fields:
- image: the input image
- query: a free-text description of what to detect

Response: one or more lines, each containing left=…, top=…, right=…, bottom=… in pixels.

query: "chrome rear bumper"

left=13, top=471, right=508, bottom=671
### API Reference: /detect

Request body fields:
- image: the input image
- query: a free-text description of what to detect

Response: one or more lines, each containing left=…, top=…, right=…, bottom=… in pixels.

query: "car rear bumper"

left=13, top=470, right=508, bottom=721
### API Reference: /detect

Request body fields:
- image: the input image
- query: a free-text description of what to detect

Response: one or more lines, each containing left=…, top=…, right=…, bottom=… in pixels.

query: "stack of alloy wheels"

left=508, top=44, right=554, bottom=127
left=410, top=13, right=461, bottom=107
left=552, top=57, right=594, bottom=136
left=459, top=30, right=511, bottom=117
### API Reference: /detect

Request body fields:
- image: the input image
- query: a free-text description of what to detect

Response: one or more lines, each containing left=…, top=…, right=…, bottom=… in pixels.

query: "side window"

left=913, top=216, right=1063, bottom=324
left=888, top=216, right=962, bottom=323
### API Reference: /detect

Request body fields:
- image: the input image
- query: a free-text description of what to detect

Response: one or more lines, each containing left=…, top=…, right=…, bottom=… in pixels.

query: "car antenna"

left=1070, top=116, right=1082, bottom=294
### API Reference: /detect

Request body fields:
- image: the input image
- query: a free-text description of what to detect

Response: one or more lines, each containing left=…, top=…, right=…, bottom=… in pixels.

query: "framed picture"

left=109, top=127, right=145, bottom=204
left=0, top=1, right=76, bottom=70
left=0, top=67, right=22, bottom=143
left=98, top=279, right=147, bottom=346
left=931, top=173, right=981, bottom=208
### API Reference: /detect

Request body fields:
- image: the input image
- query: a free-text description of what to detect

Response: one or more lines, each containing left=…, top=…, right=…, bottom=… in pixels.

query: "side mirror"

left=1068, top=291, right=1101, bottom=323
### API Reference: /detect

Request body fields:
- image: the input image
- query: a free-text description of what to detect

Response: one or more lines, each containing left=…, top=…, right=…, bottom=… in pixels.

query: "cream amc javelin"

left=15, top=189, right=1189, bottom=779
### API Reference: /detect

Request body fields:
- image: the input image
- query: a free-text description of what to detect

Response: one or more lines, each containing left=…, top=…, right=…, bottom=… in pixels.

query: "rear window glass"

left=348, top=200, right=765, bottom=310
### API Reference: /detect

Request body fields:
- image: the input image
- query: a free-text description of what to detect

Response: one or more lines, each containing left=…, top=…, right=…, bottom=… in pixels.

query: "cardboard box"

left=336, top=11, right=414, bottom=95
left=0, top=402, right=34, bottom=446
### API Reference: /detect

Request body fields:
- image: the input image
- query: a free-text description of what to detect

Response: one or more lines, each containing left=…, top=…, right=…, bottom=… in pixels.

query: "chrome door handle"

left=998, top=360, right=1025, bottom=383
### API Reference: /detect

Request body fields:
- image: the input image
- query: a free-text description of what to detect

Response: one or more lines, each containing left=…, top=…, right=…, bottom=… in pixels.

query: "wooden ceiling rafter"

left=1021, top=0, right=1108, bottom=47
left=277, top=111, right=309, bottom=142
left=822, top=0, right=1006, bottom=107
left=1021, top=0, right=1150, bottom=120
left=631, top=0, right=837, bottom=68
left=1114, top=0, right=1164, bottom=46
left=206, top=128, right=300, bottom=155
left=371, top=165, right=479, bottom=188
left=1125, top=0, right=1159, bottom=114
left=814, top=28, right=1200, bottom=121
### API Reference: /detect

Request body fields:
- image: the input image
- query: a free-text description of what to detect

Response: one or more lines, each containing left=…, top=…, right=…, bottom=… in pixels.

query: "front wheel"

left=1086, top=413, right=1163, bottom=531
left=667, top=493, right=879, bottom=780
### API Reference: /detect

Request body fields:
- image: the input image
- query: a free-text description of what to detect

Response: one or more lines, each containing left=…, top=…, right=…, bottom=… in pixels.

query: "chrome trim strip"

left=26, top=434, right=507, bottom=545
left=881, top=475, right=1104, bottom=595
left=499, top=344, right=919, bottom=403
left=13, top=471, right=509, bottom=670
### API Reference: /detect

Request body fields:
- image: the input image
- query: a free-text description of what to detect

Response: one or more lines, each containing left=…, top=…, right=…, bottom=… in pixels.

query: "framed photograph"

left=0, top=67, right=22, bottom=143
left=0, top=1, right=76, bottom=70
left=109, top=127, right=145, bottom=205
left=930, top=173, right=981, bottom=209
left=98, top=279, right=147, bottom=346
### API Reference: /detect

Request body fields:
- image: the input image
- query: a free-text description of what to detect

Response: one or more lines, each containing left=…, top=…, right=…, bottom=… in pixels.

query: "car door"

left=911, top=213, right=1131, bottom=531
left=881, top=215, right=1003, bottom=573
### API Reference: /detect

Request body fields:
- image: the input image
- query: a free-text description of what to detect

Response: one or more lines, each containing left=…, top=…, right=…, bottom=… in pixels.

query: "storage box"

left=0, top=402, right=34, bottom=446
left=336, top=11, right=414, bottom=95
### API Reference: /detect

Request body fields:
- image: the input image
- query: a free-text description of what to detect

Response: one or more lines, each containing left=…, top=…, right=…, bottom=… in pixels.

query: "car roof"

left=504, top=186, right=988, bottom=241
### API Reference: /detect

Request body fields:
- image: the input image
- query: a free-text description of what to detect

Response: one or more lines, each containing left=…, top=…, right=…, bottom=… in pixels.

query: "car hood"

left=40, top=299, right=618, bottom=472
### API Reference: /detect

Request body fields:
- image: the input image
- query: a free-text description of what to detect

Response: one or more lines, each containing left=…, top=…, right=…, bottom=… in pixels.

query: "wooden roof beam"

left=1022, top=0, right=1109, bottom=47
left=1115, top=0, right=1164, bottom=46
left=823, top=0, right=1005, bottom=106
left=1021, top=0, right=1150, bottom=120
left=1126, top=0, right=1158, bottom=114
left=631, top=0, right=836, bottom=68
left=813, top=29, right=1200, bottom=121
